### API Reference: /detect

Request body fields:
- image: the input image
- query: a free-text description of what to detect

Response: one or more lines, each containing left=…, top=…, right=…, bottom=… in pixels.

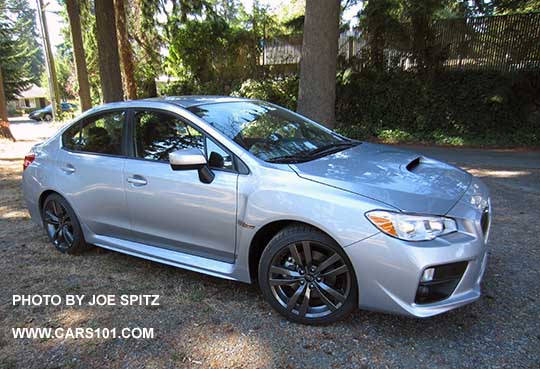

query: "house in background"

left=7, top=84, right=48, bottom=115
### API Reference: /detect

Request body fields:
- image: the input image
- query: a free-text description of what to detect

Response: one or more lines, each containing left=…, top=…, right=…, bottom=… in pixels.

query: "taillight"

left=23, top=153, right=35, bottom=171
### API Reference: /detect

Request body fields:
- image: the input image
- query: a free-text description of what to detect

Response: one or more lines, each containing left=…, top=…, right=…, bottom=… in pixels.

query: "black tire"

left=259, top=225, right=357, bottom=325
left=42, top=194, right=91, bottom=254
left=43, top=113, right=52, bottom=121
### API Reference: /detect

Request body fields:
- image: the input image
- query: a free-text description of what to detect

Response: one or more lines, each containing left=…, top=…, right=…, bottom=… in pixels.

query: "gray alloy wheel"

left=42, top=194, right=90, bottom=254
left=43, top=113, right=52, bottom=121
left=259, top=225, right=357, bottom=325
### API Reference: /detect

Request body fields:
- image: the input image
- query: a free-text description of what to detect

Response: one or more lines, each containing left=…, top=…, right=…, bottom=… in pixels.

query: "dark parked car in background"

left=28, top=102, right=78, bottom=121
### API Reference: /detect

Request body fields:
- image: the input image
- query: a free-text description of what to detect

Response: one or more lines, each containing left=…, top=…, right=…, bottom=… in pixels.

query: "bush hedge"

left=335, top=69, right=540, bottom=147
left=232, top=76, right=299, bottom=111
left=230, top=70, right=540, bottom=147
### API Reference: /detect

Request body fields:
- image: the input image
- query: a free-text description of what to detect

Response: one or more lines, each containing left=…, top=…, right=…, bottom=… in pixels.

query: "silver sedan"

left=22, top=96, right=491, bottom=324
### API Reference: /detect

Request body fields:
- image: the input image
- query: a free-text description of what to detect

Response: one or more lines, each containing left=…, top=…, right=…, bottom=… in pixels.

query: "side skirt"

left=87, top=232, right=250, bottom=283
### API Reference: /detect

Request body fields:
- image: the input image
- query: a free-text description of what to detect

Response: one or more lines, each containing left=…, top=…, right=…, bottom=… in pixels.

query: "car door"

left=56, top=109, right=131, bottom=239
left=123, top=109, right=239, bottom=263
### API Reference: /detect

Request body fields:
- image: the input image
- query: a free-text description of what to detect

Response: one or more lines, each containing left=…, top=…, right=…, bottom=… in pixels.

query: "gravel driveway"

left=0, top=130, right=539, bottom=369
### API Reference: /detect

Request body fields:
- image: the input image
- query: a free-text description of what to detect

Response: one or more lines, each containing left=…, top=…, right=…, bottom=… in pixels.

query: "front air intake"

left=415, top=261, right=468, bottom=304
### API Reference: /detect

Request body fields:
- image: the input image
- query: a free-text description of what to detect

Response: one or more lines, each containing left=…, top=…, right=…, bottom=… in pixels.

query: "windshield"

left=188, top=101, right=353, bottom=162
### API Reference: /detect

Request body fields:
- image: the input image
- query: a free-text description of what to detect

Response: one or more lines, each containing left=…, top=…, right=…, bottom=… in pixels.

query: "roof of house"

left=18, top=84, right=47, bottom=99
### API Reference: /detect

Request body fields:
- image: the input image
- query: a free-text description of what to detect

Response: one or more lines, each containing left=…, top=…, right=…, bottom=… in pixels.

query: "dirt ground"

left=0, top=124, right=539, bottom=369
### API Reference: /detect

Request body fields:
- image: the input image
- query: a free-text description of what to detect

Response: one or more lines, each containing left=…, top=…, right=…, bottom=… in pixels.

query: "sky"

left=30, top=0, right=362, bottom=54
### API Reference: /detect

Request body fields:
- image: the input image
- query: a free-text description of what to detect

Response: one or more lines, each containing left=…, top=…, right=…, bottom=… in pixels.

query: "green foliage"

left=468, top=0, right=540, bottom=14
left=359, top=0, right=454, bottom=72
left=335, top=69, right=540, bottom=146
left=165, top=17, right=259, bottom=92
left=8, top=0, right=44, bottom=83
left=0, top=2, right=35, bottom=99
left=161, top=78, right=227, bottom=96
left=232, top=76, right=299, bottom=110
left=358, top=0, right=408, bottom=69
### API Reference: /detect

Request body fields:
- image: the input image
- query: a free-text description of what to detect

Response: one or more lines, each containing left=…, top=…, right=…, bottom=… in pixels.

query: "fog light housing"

left=415, top=262, right=468, bottom=304
left=421, top=268, right=435, bottom=282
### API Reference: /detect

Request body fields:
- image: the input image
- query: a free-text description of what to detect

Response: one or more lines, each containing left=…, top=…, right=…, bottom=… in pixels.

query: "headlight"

left=366, top=210, right=457, bottom=241
left=465, top=182, right=489, bottom=211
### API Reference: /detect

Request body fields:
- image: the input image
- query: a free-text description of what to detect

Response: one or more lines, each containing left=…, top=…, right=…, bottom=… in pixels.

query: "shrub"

left=232, top=76, right=299, bottom=110
left=335, top=69, right=540, bottom=147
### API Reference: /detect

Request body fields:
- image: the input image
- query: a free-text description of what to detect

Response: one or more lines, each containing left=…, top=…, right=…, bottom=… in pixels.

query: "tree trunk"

left=0, top=68, right=15, bottom=141
left=114, top=0, right=137, bottom=100
left=37, top=0, right=61, bottom=120
left=297, top=0, right=340, bottom=128
left=142, top=78, right=158, bottom=98
left=66, top=0, right=92, bottom=111
left=95, top=0, right=124, bottom=103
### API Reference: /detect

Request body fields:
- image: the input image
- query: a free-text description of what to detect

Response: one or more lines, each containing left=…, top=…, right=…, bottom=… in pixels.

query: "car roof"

left=143, top=95, right=251, bottom=108
left=73, top=96, right=257, bottom=122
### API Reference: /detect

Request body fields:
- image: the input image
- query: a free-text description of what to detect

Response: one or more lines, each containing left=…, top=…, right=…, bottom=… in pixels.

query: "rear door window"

left=62, top=111, right=125, bottom=155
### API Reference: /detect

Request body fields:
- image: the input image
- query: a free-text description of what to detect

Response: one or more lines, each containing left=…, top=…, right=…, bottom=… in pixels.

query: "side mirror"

left=169, top=148, right=215, bottom=184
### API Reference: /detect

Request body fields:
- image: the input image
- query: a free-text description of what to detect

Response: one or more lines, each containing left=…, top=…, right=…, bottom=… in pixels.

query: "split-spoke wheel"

left=42, top=194, right=89, bottom=254
left=259, top=225, right=357, bottom=325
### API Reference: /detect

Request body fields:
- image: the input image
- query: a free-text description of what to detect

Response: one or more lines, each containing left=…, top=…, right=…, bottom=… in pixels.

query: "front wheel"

left=43, top=113, right=52, bottom=121
left=259, top=225, right=357, bottom=325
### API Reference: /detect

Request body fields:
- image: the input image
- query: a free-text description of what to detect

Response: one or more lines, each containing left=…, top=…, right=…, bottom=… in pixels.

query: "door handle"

left=127, top=176, right=147, bottom=186
left=61, top=164, right=76, bottom=174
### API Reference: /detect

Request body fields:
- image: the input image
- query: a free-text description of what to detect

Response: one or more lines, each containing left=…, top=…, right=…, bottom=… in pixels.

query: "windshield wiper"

left=304, top=142, right=358, bottom=158
left=266, top=154, right=311, bottom=163
left=266, top=141, right=359, bottom=164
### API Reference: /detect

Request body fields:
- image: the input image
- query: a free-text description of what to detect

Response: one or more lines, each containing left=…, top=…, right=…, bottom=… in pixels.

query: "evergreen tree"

left=9, top=0, right=44, bottom=84
left=65, top=0, right=92, bottom=110
left=297, top=0, right=341, bottom=128
left=0, top=1, right=35, bottom=140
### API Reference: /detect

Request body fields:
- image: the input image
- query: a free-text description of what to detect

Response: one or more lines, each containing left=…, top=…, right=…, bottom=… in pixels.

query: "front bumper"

left=345, top=178, right=490, bottom=318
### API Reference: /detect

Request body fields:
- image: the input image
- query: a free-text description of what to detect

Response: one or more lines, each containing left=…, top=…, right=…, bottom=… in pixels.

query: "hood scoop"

left=405, top=157, right=422, bottom=172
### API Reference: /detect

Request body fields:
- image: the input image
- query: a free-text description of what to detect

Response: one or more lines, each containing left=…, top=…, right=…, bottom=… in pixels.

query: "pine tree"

left=9, top=0, right=44, bottom=83
left=114, top=0, right=137, bottom=100
left=0, top=3, right=35, bottom=140
left=297, top=0, right=341, bottom=128
left=66, top=0, right=92, bottom=111
left=95, top=0, right=123, bottom=102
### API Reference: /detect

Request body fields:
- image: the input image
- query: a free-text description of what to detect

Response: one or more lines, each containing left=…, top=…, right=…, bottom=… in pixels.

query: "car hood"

left=289, top=143, right=472, bottom=215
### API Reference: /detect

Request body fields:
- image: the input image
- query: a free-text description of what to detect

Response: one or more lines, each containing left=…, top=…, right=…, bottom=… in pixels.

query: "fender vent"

left=406, top=157, right=422, bottom=172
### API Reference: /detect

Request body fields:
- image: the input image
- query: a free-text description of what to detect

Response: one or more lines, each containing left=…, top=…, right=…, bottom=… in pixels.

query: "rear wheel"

left=42, top=194, right=90, bottom=254
left=43, top=113, right=52, bottom=121
left=259, top=225, right=357, bottom=325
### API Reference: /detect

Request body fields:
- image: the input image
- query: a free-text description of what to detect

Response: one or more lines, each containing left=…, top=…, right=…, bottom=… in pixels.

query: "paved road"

left=397, top=144, right=540, bottom=169
left=8, top=116, right=62, bottom=141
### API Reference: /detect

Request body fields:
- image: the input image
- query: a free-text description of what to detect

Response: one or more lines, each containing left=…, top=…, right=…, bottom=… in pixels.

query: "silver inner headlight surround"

left=366, top=210, right=458, bottom=241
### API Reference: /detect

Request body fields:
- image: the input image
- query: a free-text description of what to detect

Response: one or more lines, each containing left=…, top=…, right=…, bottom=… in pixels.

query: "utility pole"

left=36, top=0, right=61, bottom=121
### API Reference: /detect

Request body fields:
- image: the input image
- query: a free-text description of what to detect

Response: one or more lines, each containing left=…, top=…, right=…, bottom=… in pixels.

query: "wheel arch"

left=38, top=189, right=61, bottom=213
left=38, top=190, right=80, bottom=224
left=247, top=219, right=342, bottom=283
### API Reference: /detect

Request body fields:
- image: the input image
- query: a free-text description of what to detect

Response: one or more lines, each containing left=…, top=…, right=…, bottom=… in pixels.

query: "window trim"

left=61, top=109, right=129, bottom=158
left=126, top=107, right=243, bottom=174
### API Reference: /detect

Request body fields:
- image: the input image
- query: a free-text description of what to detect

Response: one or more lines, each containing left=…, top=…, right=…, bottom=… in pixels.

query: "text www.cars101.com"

left=12, top=327, right=154, bottom=339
